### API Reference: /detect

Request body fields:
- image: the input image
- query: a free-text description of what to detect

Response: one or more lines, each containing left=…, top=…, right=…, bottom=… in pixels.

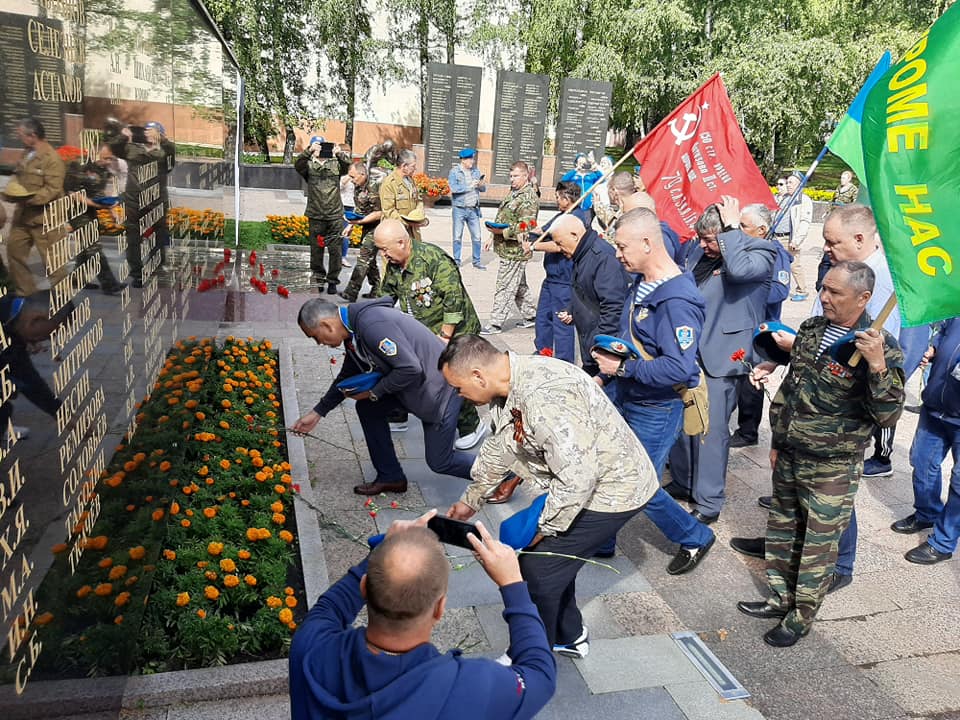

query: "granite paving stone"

left=666, top=680, right=765, bottom=720
left=575, top=636, right=704, bottom=693
left=861, top=653, right=960, bottom=716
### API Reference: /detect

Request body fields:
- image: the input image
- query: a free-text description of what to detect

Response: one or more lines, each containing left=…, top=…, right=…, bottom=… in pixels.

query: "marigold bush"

left=265, top=214, right=310, bottom=245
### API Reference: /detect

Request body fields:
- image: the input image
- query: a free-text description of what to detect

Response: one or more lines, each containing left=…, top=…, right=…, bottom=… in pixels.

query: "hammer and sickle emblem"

left=668, top=111, right=700, bottom=146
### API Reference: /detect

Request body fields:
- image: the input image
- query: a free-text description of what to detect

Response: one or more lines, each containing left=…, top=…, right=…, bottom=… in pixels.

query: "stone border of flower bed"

left=0, top=341, right=326, bottom=718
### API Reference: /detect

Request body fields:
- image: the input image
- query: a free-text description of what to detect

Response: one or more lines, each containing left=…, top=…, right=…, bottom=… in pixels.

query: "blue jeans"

left=599, top=397, right=714, bottom=554
left=534, top=281, right=575, bottom=362
left=354, top=394, right=475, bottom=482
left=452, top=206, right=482, bottom=264
left=910, top=410, right=960, bottom=554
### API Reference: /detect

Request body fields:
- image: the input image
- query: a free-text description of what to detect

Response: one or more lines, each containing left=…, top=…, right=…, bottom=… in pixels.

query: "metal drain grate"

left=671, top=631, right=751, bottom=701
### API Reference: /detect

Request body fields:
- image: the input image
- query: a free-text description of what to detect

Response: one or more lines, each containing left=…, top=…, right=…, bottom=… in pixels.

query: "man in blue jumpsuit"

left=667, top=196, right=777, bottom=522
left=292, top=297, right=475, bottom=495
left=591, top=208, right=715, bottom=572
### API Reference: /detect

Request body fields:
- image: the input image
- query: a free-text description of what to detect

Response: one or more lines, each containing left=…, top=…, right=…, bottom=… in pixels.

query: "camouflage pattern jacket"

left=462, top=354, right=659, bottom=536
left=770, top=314, right=905, bottom=458
left=352, top=168, right=385, bottom=241
left=493, top=182, right=539, bottom=261
left=294, top=151, right=351, bottom=219
left=379, top=240, right=480, bottom=335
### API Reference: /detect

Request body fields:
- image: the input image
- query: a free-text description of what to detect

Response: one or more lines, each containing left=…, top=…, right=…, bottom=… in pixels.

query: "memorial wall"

left=0, top=0, right=239, bottom=697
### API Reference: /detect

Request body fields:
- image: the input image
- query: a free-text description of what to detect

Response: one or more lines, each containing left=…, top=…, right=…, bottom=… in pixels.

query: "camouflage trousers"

left=765, top=449, right=860, bottom=633
left=341, top=235, right=381, bottom=301
left=489, top=258, right=536, bottom=328
left=308, top=217, right=344, bottom=285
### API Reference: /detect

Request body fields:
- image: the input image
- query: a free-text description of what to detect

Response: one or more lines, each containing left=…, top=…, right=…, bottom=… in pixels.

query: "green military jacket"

left=770, top=314, right=905, bottom=458
left=493, top=182, right=539, bottom=261
left=294, top=151, right=351, bottom=219
left=462, top=353, right=659, bottom=536
left=13, top=141, right=65, bottom=226
left=379, top=240, right=480, bottom=335
left=352, top=168, right=384, bottom=242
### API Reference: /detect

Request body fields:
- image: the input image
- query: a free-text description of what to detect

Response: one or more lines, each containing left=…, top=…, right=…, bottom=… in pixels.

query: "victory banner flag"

left=633, top=74, right=775, bottom=239
left=861, top=4, right=960, bottom=326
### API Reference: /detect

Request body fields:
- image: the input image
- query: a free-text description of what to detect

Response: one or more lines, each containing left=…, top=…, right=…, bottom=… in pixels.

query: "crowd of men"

left=282, top=141, right=956, bottom=716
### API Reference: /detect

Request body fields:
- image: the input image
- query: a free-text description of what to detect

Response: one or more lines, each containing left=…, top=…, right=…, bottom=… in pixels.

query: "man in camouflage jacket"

left=374, top=219, right=485, bottom=447
left=481, top=162, right=539, bottom=334
left=294, top=137, right=352, bottom=293
left=444, top=336, right=658, bottom=655
left=739, top=260, right=904, bottom=647
left=340, top=161, right=385, bottom=302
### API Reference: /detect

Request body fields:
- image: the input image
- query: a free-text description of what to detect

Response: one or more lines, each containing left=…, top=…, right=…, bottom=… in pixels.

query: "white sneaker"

left=389, top=421, right=409, bottom=433
left=13, top=425, right=30, bottom=440
left=553, top=626, right=589, bottom=659
left=454, top=423, right=488, bottom=450
left=495, top=651, right=512, bottom=666
left=342, top=258, right=353, bottom=268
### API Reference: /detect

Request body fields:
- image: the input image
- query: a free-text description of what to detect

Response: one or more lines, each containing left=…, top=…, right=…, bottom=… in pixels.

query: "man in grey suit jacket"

left=666, top=196, right=777, bottom=522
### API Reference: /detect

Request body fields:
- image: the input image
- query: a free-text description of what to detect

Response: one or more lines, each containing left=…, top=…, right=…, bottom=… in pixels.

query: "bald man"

left=551, top=214, right=629, bottom=376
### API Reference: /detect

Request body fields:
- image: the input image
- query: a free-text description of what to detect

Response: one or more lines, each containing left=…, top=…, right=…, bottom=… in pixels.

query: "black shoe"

left=663, top=483, right=693, bottom=503
left=667, top=536, right=715, bottom=575
left=354, top=479, right=408, bottom=495
left=361, top=291, right=378, bottom=299
left=736, top=600, right=787, bottom=619
left=593, top=549, right=616, bottom=559
left=763, top=623, right=808, bottom=647
left=905, top=542, right=953, bottom=565
left=862, top=457, right=893, bottom=478
left=102, top=282, right=126, bottom=296
left=891, top=513, right=935, bottom=534
left=730, top=432, right=758, bottom=448
left=690, top=509, right=719, bottom=525
left=826, top=572, right=853, bottom=594
left=326, top=283, right=338, bottom=295
left=757, top=495, right=773, bottom=509
left=729, top=536, right=765, bottom=558
left=338, top=292, right=357, bottom=302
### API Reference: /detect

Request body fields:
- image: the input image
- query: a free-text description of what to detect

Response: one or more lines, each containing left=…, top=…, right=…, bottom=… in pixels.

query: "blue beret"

left=310, top=135, right=325, bottom=145
left=499, top=493, right=547, bottom=550
left=828, top=331, right=859, bottom=366
left=145, top=121, right=165, bottom=134
left=344, top=210, right=366, bottom=222
left=336, top=371, right=383, bottom=394
left=591, top=334, right=641, bottom=360
left=458, top=148, right=476, bottom=159
left=752, top=322, right=797, bottom=364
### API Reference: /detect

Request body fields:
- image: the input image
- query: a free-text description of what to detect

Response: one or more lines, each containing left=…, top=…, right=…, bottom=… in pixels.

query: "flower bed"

left=167, top=207, right=226, bottom=240
left=27, top=336, right=303, bottom=679
left=265, top=214, right=310, bottom=245
left=413, top=172, right=450, bottom=198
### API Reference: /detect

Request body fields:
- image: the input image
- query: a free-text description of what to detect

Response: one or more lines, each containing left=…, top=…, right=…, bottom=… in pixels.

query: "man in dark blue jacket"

left=895, top=318, right=960, bottom=564
left=667, top=196, right=777, bottom=522
left=592, top=207, right=716, bottom=571
left=292, top=298, right=475, bottom=495
left=551, top=214, right=629, bottom=376
left=289, top=511, right=556, bottom=720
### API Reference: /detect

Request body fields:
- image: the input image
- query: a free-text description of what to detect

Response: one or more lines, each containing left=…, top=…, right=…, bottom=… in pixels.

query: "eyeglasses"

left=776, top=182, right=785, bottom=186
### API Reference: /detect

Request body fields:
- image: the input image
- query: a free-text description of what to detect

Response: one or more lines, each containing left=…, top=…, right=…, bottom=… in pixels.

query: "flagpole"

left=847, top=294, right=898, bottom=368
left=766, top=144, right=830, bottom=241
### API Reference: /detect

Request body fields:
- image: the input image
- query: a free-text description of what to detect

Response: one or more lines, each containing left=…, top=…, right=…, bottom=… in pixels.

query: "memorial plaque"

left=423, top=63, right=481, bottom=177
left=553, top=77, right=612, bottom=183
left=490, top=70, right=549, bottom=185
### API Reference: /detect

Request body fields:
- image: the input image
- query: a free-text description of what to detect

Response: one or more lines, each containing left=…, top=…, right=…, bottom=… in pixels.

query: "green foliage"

left=225, top=219, right=274, bottom=250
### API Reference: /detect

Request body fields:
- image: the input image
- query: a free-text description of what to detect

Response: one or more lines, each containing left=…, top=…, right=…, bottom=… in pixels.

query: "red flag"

left=633, top=74, right=775, bottom=239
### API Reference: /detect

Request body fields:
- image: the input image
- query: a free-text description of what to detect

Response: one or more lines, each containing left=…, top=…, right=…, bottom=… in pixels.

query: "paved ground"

left=111, top=199, right=959, bottom=719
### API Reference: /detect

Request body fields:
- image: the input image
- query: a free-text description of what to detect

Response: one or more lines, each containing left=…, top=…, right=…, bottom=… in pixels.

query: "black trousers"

left=519, top=507, right=640, bottom=647
left=735, top=376, right=764, bottom=442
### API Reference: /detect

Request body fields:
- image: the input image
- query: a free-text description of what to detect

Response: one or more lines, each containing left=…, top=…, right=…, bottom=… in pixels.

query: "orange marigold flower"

left=123, top=461, right=137, bottom=472
left=125, top=575, right=138, bottom=586
left=108, top=565, right=128, bottom=580
left=219, top=459, right=231, bottom=470
left=207, top=542, right=224, bottom=556
left=279, top=530, right=294, bottom=543
left=244, top=574, right=257, bottom=586
left=152, top=509, right=165, bottom=522
left=270, top=501, right=284, bottom=513
left=272, top=513, right=286, bottom=525
left=128, top=546, right=146, bottom=561
left=181, top=519, right=191, bottom=528
left=221, top=399, right=232, bottom=409
left=252, top=457, right=265, bottom=468
left=285, top=596, right=297, bottom=608
left=126, top=504, right=136, bottom=512
left=198, top=465, right=209, bottom=477
left=255, top=471, right=267, bottom=482
left=163, top=549, right=177, bottom=561
left=94, top=583, right=113, bottom=596
left=204, top=570, right=217, bottom=580
left=219, top=420, right=230, bottom=429
left=196, top=412, right=206, bottom=421
left=197, top=609, right=207, bottom=619
left=278, top=608, right=293, bottom=624
left=98, top=557, right=114, bottom=569
left=204, top=585, right=220, bottom=600
left=197, top=560, right=208, bottom=568
left=159, top=461, right=172, bottom=472
left=176, top=592, right=190, bottom=606
left=76, top=585, right=92, bottom=599
left=266, top=596, right=282, bottom=608
left=114, top=615, right=124, bottom=625
left=237, top=549, right=251, bottom=560
left=287, top=621, right=297, bottom=630
left=170, top=501, right=180, bottom=515
left=204, top=507, right=217, bottom=519
left=223, top=574, right=240, bottom=588
left=115, top=592, right=131, bottom=607
left=274, top=484, right=286, bottom=494
left=219, top=558, right=236, bottom=572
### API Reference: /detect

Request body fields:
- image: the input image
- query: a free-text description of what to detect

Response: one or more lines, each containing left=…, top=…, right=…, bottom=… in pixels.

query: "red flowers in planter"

left=277, top=285, right=289, bottom=298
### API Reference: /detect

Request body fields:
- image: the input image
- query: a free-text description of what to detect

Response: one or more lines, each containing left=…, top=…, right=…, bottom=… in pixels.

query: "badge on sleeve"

left=378, top=337, right=398, bottom=356
left=676, top=326, right=695, bottom=350
left=777, top=270, right=790, bottom=285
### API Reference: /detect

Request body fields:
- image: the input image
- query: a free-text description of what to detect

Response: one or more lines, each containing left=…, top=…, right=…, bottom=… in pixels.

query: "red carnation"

left=277, top=285, right=289, bottom=298
left=730, top=348, right=747, bottom=362
left=538, top=347, right=554, bottom=357
left=519, top=221, right=528, bottom=231
left=316, top=235, right=325, bottom=248
left=529, top=219, right=537, bottom=228
left=272, top=268, right=280, bottom=277
left=259, top=263, right=265, bottom=277
left=224, top=248, right=232, bottom=262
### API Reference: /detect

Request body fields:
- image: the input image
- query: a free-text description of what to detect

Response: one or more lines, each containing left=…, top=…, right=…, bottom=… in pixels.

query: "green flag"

left=861, top=4, right=960, bottom=326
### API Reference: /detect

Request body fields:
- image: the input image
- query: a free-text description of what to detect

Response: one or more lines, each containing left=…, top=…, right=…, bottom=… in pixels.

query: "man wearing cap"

left=374, top=219, right=486, bottom=449
left=480, top=161, right=539, bottom=335
left=293, top=297, right=475, bottom=495
left=442, top=334, right=660, bottom=658
left=340, top=161, right=385, bottom=302
left=295, top=136, right=352, bottom=294
left=379, top=149, right=424, bottom=240
left=144, top=122, right=176, bottom=267
left=590, top=208, right=716, bottom=572
left=738, top=260, right=903, bottom=646
left=449, top=148, right=486, bottom=269
left=666, top=196, right=777, bottom=523
left=5, top=118, right=68, bottom=297
left=782, top=171, right=813, bottom=302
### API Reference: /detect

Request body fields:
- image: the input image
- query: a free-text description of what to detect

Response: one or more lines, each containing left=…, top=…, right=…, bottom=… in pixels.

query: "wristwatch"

left=368, top=390, right=379, bottom=402
left=615, top=360, right=626, bottom=377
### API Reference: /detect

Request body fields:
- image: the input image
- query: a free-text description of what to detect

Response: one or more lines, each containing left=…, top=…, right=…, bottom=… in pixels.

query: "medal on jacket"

left=635, top=307, right=649, bottom=322
left=511, top=408, right=526, bottom=444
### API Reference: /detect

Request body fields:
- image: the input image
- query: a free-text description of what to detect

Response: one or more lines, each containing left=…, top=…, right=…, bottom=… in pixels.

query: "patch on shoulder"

left=777, top=269, right=790, bottom=285
left=378, top=337, right=398, bottom=356
left=676, top=325, right=695, bottom=351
